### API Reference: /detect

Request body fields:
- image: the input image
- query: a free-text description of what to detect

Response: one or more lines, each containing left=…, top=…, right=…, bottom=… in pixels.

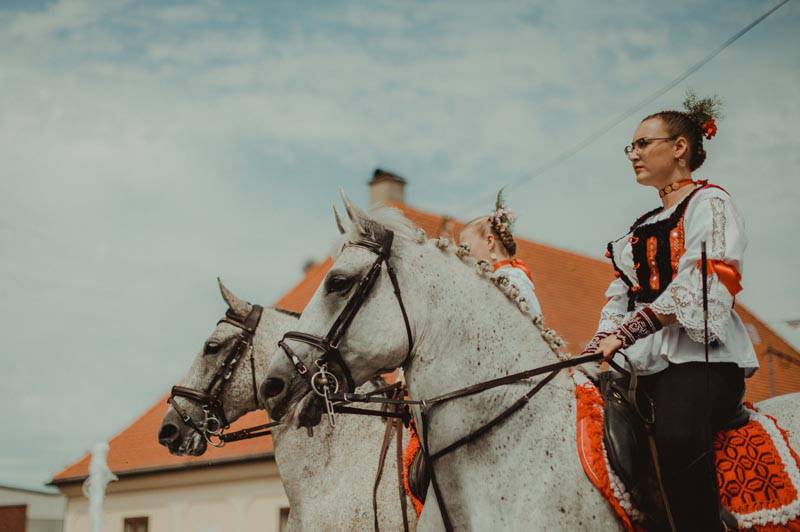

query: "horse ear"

left=339, top=188, right=370, bottom=234
left=332, top=203, right=347, bottom=235
left=217, top=277, right=250, bottom=317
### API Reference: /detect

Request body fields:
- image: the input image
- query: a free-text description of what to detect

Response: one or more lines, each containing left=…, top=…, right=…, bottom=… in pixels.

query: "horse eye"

left=204, top=341, right=222, bottom=355
left=325, top=274, right=354, bottom=294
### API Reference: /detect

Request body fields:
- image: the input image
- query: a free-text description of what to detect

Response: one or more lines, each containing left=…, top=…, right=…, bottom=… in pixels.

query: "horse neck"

left=402, top=243, right=571, bottom=442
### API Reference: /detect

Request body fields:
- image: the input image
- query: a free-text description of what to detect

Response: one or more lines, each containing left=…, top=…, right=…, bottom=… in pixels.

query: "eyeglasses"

left=623, top=136, right=676, bottom=155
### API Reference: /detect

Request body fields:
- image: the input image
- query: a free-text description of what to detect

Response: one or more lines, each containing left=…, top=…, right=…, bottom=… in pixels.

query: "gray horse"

left=158, top=279, right=415, bottom=531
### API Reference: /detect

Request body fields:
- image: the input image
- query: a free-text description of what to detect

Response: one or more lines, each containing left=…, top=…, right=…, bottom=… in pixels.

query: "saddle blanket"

left=574, top=372, right=800, bottom=531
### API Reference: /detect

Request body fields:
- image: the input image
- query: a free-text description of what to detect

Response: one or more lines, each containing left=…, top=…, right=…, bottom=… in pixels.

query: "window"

left=278, top=507, right=290, bottom=532
left=124, top=516, right=148, bottom=532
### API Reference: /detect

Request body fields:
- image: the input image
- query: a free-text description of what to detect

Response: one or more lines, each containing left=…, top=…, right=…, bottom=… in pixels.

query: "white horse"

left=261, top=194, right=800, bottom=531
left=158, top=280, right=415, bottom=531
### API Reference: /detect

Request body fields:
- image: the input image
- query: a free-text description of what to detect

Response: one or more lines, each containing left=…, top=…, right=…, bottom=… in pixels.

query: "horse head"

left=260, top=191, right=423, bottom=427
left=158, top=278, right=297, bottom=455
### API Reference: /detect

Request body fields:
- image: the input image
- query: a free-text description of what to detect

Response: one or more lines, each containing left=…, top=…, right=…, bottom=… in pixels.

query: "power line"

left=463, top=0, right=792, bottom=216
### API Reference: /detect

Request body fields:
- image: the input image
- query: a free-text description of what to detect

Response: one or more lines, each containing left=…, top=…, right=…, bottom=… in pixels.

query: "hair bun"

left=682, top=90, right=723, bottom=140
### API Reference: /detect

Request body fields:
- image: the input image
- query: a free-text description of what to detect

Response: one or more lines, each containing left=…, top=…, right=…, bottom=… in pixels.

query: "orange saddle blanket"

left=574, top=372, right=800, bottom=531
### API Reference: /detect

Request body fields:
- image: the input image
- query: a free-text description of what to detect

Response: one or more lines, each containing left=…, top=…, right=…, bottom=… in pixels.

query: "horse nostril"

left=260, top=378, right=285, bottom=400
left=158, top=423, right=179, bottom=446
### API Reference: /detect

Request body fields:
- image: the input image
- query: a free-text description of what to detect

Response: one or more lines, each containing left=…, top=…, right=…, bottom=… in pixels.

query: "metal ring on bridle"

left=311, top=364, right=340, bottom=397
left=206, top=433, right=226, bottom=448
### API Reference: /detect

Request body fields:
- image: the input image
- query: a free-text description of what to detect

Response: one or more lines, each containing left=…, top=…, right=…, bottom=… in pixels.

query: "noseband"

left=278, top=230, right=414, bottom=424
left=169, top=304, right=264, bottom=446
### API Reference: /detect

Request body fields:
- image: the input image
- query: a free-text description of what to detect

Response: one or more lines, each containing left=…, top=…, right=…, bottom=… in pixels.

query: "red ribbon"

left=493, top=258, right=533, bottom=282
left=698, top=259, right=742, bottom=296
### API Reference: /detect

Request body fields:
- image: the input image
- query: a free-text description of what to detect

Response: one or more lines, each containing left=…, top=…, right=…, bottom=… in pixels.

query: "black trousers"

left=638, top=361, right=745, bottom=532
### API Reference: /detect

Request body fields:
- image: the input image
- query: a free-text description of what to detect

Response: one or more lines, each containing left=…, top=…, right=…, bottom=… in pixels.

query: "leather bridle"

left=278, top=230, right=414, bottom=425
left=169, top=304, right=278, bottom=446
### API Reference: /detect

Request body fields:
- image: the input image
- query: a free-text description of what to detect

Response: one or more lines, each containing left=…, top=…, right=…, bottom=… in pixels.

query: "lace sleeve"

left=650, top=267, right=733, bottom=343
left=597, top=278, right=629, bottom=333
left=650, top=191, right=746, bottom=344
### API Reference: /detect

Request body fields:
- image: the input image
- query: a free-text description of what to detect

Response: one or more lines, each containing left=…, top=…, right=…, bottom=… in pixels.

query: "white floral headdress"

left=490, top=187, right=517, bottom=234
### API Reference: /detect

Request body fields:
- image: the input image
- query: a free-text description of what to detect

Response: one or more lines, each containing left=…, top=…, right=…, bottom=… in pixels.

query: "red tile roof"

left=52, top=202, right=800, bottom=482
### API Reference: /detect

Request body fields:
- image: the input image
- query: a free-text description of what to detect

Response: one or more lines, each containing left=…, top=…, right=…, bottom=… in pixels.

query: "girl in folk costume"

left=402, top=192, right=543, bottom=516
left=584, top=92, right=759, bottom=531
left=459, top=190, right=543, bottom=319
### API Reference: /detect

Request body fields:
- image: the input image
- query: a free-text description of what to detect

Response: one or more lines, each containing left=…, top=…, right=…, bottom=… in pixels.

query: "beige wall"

left=0, top=486, right=65, bottom=532
left=58, top=460, right=288, bottom=532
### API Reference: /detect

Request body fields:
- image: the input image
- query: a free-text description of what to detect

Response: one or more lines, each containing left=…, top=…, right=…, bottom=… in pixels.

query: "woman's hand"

left=595, top=334, right=623, bottom=361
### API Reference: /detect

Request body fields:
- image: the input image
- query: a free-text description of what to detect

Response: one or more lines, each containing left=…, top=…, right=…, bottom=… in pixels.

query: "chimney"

left=368, top=168, right=406, bottom=207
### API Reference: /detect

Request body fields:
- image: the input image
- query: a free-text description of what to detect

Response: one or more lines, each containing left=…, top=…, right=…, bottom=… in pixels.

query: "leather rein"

left=169, top=304, right=281, bottom=446
left=277, top=228, right=603, bottom=532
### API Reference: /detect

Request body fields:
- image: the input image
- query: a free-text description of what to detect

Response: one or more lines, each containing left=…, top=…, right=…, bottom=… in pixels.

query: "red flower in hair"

left=701, top=118, right=717, bottom=140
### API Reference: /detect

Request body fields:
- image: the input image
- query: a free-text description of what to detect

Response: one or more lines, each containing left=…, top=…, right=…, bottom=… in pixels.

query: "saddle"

left=599, top=365, right=749, bottom=530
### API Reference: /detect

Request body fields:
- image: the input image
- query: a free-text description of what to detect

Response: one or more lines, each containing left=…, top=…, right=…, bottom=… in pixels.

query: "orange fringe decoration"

left=575, top=382, right=643, bottom=531
left=576, top=382, right=800, bottom=532
left=402, top=421, right=425, bottom=517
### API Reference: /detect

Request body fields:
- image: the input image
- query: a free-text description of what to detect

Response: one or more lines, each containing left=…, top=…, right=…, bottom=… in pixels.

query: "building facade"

left=0, top=485, right=65, bottom=532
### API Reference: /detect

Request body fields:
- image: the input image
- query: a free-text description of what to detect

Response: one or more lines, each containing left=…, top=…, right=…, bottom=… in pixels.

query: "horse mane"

left=335, top=204, right=568, bottom=355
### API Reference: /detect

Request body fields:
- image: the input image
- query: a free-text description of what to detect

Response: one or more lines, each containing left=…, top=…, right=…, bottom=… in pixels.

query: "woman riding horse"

left=583, top=92, right=759, bottom=531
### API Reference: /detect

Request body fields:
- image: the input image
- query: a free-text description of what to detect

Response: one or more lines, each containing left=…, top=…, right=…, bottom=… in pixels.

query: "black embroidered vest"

left=607, top=185, right=708, bottom=311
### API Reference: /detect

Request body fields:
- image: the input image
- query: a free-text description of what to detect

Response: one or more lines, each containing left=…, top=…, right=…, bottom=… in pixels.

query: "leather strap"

left=279, top=230, right=414, bottom=394
left=371, top=385, right=411, bottom=532
left=373, top=411, right=396, bottom=532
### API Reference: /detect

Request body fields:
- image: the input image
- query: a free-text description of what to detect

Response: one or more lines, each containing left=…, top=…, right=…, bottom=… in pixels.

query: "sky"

left=0, top=0, right=798, bottom=489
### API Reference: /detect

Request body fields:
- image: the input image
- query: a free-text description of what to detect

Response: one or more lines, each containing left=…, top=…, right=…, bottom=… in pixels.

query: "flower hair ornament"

left=491, top=187, right=517, bottom=230
left=683, top=89, right=723, bottom=140
left=488, top=188, right=519, bottom=256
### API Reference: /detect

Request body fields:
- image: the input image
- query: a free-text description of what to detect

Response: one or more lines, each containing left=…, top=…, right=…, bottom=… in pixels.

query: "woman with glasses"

left=582, top=92, right=758, bottom=531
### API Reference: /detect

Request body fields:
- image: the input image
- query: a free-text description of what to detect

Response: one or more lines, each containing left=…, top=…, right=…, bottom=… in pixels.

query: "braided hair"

left=643, top=90, right=723, bottom=171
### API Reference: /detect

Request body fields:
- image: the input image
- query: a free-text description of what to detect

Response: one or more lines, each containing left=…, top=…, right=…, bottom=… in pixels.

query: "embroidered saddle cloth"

left=574, top=372, right=800, bottom=531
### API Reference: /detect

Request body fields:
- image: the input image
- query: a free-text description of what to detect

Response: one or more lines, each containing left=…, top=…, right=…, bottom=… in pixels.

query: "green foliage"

left=682, top=89, right=724, bottom=124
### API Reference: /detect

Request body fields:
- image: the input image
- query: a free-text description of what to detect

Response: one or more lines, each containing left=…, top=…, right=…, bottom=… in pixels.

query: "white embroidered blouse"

left=597, top=185, right=759, bottom=376
left=492, top=265, right=543, bottom=319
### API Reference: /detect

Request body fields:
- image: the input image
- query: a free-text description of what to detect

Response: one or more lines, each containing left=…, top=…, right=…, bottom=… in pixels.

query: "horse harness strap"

left=278, top=230, right=414, bottom=409
left=371, top=384, right=411, bottom=532
left=169, top=304, right=275, bottom=446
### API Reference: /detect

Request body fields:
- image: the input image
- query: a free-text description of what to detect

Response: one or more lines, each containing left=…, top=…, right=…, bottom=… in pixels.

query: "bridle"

left=169, top=304, right=278, bottom=446
left=278, top=229, right=414, bottom=426
left=274, top=227, right=604, bottom=532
